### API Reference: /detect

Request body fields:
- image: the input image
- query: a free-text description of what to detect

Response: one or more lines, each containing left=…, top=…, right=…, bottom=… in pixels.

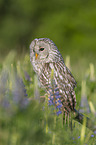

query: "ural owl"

left=30, top=38, right=76, bottom=114
left=30, top=38, right=95, bottom=131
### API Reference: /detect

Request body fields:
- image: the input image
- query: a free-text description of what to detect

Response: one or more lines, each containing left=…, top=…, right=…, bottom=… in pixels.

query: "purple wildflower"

left=56, top=110, right=62, bottom=116
left=2, top=98, right=10, bottom=109
left=20, top=98, right=29, bottom=109
left=91, top=134, right=94, bottom=137
left=54, top=91, right=59, bottom=96
left=79, top=96, right=90, bottom=114
left=56, top=104, right=62, bottom=109
left=24, top=71, right=31, bottom=81
left=57, top=100, right=61, bottom=103
left=12, top=74, right=29, bottom=109
left=49, top=97, right=54, bottom=101
left=48, top=100, right=54, bottom=106
left=55, top=95, right=61, bottom=99
left=48, top=85, right=62, bottom=115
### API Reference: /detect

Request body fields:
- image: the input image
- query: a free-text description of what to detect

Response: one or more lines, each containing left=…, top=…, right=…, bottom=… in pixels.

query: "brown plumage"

left=30, top=38, right=76, bottom=114
left=30, top=38, right=95, bottom=131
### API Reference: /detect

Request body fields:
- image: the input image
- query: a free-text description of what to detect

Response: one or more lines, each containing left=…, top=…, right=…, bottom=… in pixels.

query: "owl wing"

left=39, top=61, right=76, bottom=112
left=49, top=61, right=77, bottom=112
left=65, top=65, right=77, bottom=88
left=51, top=61, right=76, bottom=88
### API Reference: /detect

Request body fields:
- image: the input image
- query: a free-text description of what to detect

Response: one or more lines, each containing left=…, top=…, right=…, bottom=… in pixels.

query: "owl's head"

left=30, top=38, right=62, bottom=65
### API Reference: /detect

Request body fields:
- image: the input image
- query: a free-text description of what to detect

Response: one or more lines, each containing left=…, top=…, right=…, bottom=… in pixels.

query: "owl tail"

left=73, top=109, right=96, bottom=132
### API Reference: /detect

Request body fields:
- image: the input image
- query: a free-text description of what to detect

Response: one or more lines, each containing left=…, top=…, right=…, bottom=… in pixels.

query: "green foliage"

left=0, top=0, right=96, bottom=62
left=0, top=51, right=96, bottom=145
left=0, top=1, right=96, bottom=144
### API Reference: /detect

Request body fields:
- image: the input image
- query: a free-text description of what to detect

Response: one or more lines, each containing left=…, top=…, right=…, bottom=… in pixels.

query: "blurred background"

left=0, top=0, right=96, bottom=75
left=0, top=1, right=96, bottom=144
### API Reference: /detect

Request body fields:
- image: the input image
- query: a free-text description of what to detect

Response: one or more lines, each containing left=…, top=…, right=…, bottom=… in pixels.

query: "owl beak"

left=35, top=53, right=38, bottom=59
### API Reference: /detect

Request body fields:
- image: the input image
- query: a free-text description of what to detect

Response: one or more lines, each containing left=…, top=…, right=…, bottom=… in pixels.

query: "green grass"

left=0, top=51, right=96, bottom=145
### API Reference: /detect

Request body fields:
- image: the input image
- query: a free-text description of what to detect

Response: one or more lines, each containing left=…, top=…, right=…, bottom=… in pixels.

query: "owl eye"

left=39, top=47, right=44, bottom=51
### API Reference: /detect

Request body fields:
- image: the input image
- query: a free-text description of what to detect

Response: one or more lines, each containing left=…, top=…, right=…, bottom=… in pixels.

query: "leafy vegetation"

left=0, top=0, right=96, bottom=144
left=0, top=52, right=96, bottom=145
left=0, top=1, right=96, bottom=60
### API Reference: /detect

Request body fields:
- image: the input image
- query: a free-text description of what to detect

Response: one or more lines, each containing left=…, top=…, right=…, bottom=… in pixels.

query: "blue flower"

left=2, top=98, right=10, bottom=109
left=49, top=97, right=54, bottom=101
left=78, top=136, right=80, bottom=139
left=54, top=91, right=59, bottom=96
left=24, top=71, right=31, bottom=81
left=12, top=74, right=29, bottom=109
left=94, top=130, right=96, bottom=134
left=91, top=134, right=94, bottom=137
left=20, top=98, right=29, bottom=109
left=55, top=95, right=61, bottom=99
left=54, top=87, right=59, bottom=91
left=56, top=104, right=62, bottom=109
left=48, top=100, right=54, bottom=106
left=48, top=85, right=62, bottom=116
left=56, top=110, right=62, bottom=116
left=57, top=100, right=61, bottom=103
